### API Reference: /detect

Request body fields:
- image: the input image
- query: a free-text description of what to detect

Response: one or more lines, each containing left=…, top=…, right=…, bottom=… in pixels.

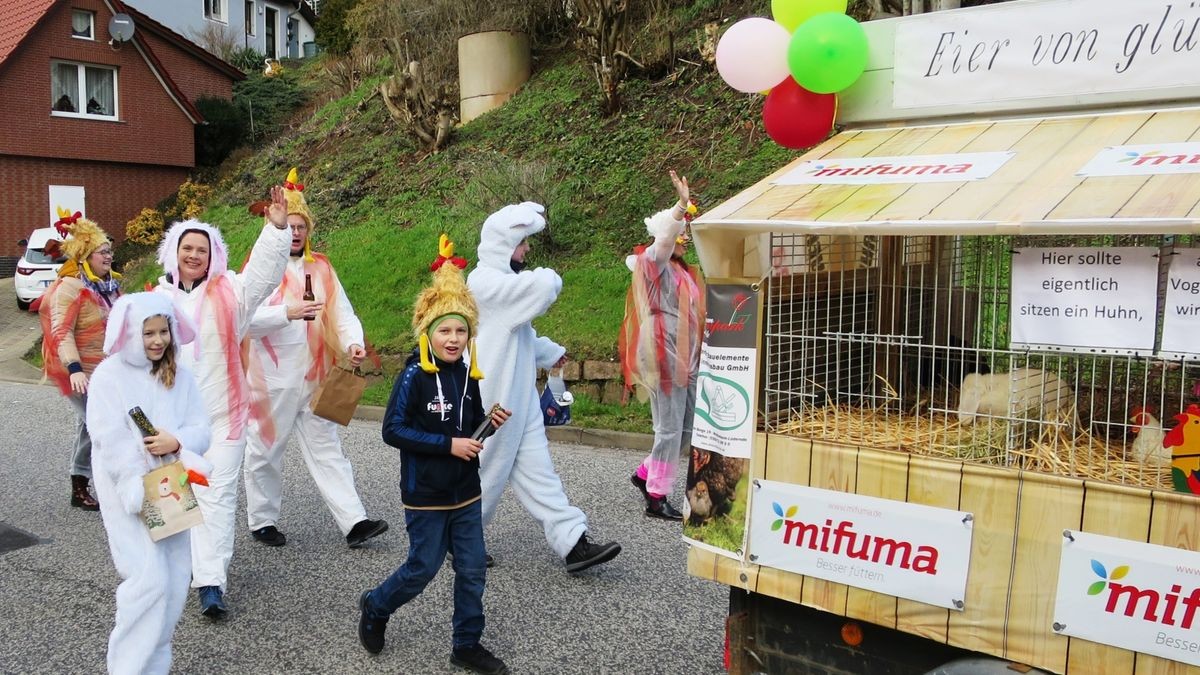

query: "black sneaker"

left=347, top=519, right=389, bottom=548
left=630, top=473, right=650, bottom=502
left=197, top=585, right=227, bottom=620
left=450, top=643, right=509, bottom=675
left=358, top=590, right=387, bottom=654
left=646, top=496, right=684, bottom=521
left=251, top=525, right=286, bottom=547
left=564, top=533, right=621, bottom=573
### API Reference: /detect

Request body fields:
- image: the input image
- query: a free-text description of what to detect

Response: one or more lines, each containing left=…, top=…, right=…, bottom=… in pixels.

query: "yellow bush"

left=126, top=208, right=166, bottom=246
left=175, top=180, right=212, bottom=221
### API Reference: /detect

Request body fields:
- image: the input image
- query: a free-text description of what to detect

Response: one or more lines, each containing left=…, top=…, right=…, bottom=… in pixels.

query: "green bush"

left=228, top=46, right=266, bottom=73
left=315, top=0, right=362, bottom=55
left=233, top=72, right=308, bottom=143
left=194, top=96, right=248, bottom=166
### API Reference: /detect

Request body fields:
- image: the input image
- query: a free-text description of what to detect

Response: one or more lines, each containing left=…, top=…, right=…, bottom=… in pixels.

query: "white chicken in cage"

left=956, top=368, right=1075, bottom=427
left=1129, top=406, right=1169, bottom=463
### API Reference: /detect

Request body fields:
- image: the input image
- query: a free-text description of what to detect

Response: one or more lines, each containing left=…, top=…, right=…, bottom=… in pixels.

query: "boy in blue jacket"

left=358, top=236, right=510, bottom=675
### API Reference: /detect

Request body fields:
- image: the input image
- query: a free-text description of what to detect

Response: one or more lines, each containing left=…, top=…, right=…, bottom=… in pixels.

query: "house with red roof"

left=0, top=0, right=245, bottom=274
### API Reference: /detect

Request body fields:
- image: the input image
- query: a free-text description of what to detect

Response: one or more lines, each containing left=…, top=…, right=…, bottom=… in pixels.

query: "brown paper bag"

left=141, top=460, right=204, bottom=542
left=311, top=366, right=366, bottom=426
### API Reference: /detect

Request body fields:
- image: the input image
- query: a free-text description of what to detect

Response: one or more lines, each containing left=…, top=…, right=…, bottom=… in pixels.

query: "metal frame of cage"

left=762, top=232, right=1197, bottom=489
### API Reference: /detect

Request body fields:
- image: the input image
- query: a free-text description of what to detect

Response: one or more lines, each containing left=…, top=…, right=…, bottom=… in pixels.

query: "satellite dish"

left=108, top=14, right=135, bottom=42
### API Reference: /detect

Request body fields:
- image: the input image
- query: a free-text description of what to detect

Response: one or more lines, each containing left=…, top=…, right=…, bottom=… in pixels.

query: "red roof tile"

left=0, top=0, right=57, bottom=69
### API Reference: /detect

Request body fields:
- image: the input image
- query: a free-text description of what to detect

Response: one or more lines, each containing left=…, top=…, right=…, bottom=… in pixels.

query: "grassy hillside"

left=119, top=50, right=793, bottom=416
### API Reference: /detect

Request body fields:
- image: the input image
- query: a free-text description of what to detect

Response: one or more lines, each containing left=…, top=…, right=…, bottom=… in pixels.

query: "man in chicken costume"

left=243, top=168, right=388, bottom=550
left=87, top=292, right=212, bottom=675
left=468, top=202, right=622, bottom=573
left=152, top=185, right=292, bottom=618
left=39, top=209, right=122, bottom=510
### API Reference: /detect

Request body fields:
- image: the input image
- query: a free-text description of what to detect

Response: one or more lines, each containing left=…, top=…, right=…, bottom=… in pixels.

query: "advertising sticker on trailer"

left=1054, top=530, right=1200, bottom=668
left=747, top=480, right=973, bottom=610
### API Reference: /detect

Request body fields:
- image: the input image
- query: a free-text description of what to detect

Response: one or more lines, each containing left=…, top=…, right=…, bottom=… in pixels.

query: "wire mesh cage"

left=763, top=232, right=1200, bottom=489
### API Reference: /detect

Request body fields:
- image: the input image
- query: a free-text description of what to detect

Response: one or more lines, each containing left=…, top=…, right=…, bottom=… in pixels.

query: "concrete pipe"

left=457, top=30, right=531, bottom=124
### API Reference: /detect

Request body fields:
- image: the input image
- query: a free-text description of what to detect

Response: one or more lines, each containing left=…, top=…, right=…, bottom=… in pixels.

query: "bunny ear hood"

left=104, top=292, right=197, bottom=367
left=477, top=202, right=546, bottom=271
left=157, top=220, right=230, bottom=283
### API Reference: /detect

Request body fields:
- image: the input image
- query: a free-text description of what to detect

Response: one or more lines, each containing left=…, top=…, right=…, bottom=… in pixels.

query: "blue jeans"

left=365, top=500, right=486, bottom=649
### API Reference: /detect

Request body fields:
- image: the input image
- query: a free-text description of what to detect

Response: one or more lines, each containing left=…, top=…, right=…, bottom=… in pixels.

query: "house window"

left=264, top=6, right=277, bottom=59
left=204, top=0, right=227, bottom=22
left=244, top=1, right=255, bottom=35
left=71, top=10, right=94, bottom=39
left=51, top=61, right=118, bottom=119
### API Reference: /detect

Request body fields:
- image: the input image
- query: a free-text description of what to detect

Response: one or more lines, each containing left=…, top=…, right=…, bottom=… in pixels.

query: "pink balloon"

left=716, top=18, right=792, bottom=94
left=762, top=78, right=837, bottom=150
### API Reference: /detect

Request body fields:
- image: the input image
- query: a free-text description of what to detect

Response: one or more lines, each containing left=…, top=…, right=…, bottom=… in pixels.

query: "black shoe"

left=450, top=643, right=509, bottom=675
left=564, top=533, right=622, bottom=573
left=347, top=519, right=389, bottom=548
left=630, top=473, right=650, bottom=501
left=197, top=585, right=227, bottom=620
left=358, top=590, right=387, bottom=654
left=646, top=496, right=684, bottom=521
left=251, top=525, right=286, bottom=547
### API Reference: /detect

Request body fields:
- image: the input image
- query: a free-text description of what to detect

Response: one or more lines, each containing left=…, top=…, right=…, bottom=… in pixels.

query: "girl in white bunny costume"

left=152, top=186, right=292, bottom=617
left=468, top=202, right=621, bottom=573
left=87, top=292, right=212, bottom=675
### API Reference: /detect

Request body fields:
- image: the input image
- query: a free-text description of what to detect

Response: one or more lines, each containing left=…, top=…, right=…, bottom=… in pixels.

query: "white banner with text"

left=1010, top=247, right=1158, bottom=354
left=1055, top=530, right=1200, bottom=668
left=772, top=152, right=1012, bottom=185
left=747, top=480, right=973, bottom=610
left=894, top=0, right=1200, bottom=109
left=1160, top=249, right=1200, bottom=360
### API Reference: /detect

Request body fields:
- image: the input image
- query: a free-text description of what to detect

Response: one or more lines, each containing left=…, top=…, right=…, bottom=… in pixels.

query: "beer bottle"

left=303, top=273, right=315, bottom=321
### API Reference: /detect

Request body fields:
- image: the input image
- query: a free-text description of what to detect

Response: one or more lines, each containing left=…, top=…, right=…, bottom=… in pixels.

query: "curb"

left=351, top=404, right=653, bottom=453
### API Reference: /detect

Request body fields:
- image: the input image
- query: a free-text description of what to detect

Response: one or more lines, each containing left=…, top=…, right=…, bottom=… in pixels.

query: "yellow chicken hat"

left=49, top=207, right=120, bottom=281
left=411, top=234, right=482, bottom=378
left=282, top=167, right=315, bottom=262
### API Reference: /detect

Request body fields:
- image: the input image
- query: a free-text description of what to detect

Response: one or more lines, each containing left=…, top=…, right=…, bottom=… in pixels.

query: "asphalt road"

left=0, top=381, right=727, bottom=674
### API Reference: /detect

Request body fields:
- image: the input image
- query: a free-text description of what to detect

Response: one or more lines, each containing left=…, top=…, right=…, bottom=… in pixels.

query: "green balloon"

left=787, top=12, right=868, bottom=94
left=772, top=0, right=848, bottom=33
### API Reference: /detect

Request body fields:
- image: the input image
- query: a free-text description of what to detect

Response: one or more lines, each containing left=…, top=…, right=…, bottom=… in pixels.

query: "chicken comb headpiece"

left=411, top=234, right=482, bottom=379
left=283, top=167, right=315, bottom=261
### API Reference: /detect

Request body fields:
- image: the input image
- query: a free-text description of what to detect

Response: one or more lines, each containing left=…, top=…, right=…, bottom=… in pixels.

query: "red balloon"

left=762, top=78, right=837, bottom=150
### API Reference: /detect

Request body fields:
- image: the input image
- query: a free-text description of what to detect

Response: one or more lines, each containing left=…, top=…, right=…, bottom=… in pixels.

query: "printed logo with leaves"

left=1087, top=559, right=1130, bottom=595
left=770, top=502, right=798, bottom=531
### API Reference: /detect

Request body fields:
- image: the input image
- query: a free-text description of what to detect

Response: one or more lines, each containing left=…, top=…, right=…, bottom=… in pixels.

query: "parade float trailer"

left=686, top=1, right=1200, bottom=672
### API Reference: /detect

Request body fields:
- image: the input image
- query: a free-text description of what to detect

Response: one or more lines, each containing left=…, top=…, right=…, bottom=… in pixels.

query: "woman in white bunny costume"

left=468, top=202, right=621, bottom=573
left=87, top=292, right=212, bottom=675
left=153, top=186, right=291, bottom=617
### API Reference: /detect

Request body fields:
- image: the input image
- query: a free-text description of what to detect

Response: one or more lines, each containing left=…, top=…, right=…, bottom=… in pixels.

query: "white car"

left=14, top=227, right=66, bottom=310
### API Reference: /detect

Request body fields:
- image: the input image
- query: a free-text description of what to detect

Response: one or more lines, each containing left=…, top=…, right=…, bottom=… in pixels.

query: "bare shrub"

left=573, top=0, right=631, bottom=115
left=378, top=61, right=456, bottom=153
left=322, top=51, right=384, bottom=97
left=188, top=22, right=243, bottom=61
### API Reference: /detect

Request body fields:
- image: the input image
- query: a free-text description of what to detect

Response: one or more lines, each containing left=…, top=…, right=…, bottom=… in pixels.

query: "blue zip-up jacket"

left=382, top=348, right=486, bottom=508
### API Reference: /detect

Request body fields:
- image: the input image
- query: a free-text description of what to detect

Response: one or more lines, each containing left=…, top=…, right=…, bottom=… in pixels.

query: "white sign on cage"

left=693, top=284, right=760, bottom=460
left=1160, top=249, right=1200, bottom=360
left=1054, top=530, right=1200, bottom=668
left=1010, top=247, right=1158, bottom=354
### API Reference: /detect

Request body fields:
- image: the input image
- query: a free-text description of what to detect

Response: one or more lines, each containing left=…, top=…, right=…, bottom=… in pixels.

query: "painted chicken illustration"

left=1164, top=404, right=1200, bottom=494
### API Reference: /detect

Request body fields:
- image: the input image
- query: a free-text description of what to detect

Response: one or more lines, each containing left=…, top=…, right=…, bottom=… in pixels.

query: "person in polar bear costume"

left=152, top=186, right=292, bottom=618
left=87, top=292, right=212, bottom=675
left=467, top=202, right=622, bottom=573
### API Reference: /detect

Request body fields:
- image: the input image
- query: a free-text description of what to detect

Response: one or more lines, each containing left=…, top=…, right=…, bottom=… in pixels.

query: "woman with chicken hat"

left=87, top=292, right=211, bottom=675
left=38, top=208, right=123, bottom=511
left=152, top=185, right=292, bottom=619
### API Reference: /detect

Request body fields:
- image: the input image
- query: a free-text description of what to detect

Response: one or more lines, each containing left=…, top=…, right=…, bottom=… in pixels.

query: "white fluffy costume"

left=467, top=202, right=588, bottom=558
left=154, top=218, right=290, bottom=591
left=87, top=292, right=212, bottom=675
left=620, top=208, right=704, bottom=498
left=243, top=172, right=372, bottom=537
